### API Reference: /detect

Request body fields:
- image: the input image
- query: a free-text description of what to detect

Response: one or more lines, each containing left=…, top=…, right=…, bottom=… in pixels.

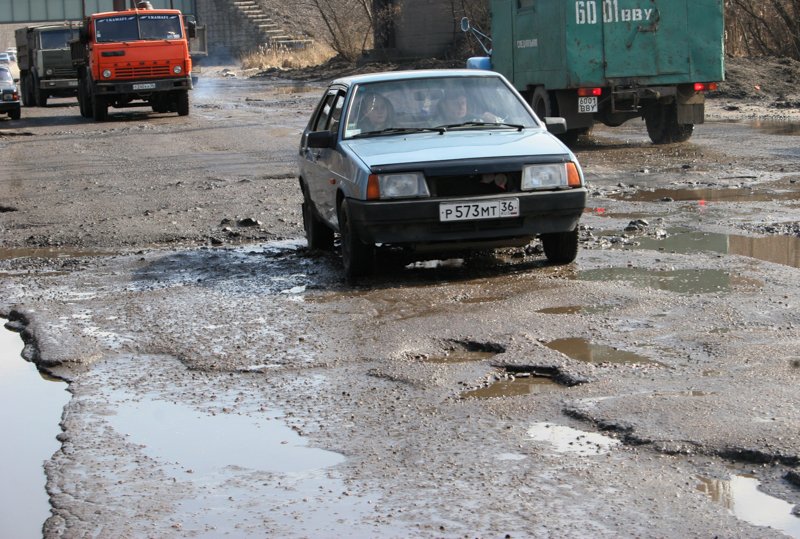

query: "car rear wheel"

left=302, top=189, right=334, bottom=251
left=338, top=199, right=374, bottom=282
left=541, top=229, right=579, bottom=264
left=9, top=108, right=20, bottom=120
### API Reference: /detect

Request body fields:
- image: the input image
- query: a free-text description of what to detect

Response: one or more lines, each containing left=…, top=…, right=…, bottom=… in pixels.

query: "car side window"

left=312, top=93, right=336, bottom=132
left=327, top=93, right=345, bottom=135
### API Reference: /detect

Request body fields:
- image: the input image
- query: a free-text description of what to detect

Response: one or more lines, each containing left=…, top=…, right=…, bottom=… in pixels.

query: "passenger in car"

left=358, top=93, right=394, bottom=132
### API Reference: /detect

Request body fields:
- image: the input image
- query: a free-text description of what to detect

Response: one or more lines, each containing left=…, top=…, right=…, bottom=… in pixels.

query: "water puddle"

left=106, top=394, right=344, bottom=475
left=609, top=187, right=800, bottom=203
left=527, top=422, right=621, bottom=456
left=611, top=230, right=800, bottom=269
left=0, top=324, right=70, bottom=539
left=546, top=337, right=659, bottom=365
left=752, top=120, right=800, bottom=136
left=697, top=474, right=800, bottom=537
left=462, top=373, right=564, bottom=399
left=579, top=267, right=759, bottom=294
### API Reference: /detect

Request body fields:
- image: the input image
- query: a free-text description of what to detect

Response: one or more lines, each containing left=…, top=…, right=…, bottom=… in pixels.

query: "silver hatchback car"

left=298, top=69, right=587, bottom=281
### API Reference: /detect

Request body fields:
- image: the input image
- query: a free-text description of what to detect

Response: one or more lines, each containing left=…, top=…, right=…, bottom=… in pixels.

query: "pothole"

left=0, top=205, right=17, bottom=213
left=545, top=337, right=661, bottom=365
left=600, top=228, right=800, bottom=269
left=0, top=322, right=70, bottom=539
left=416, top=339, right=506, bottom=364
left=461, top=365, right=581, bottom=399
left=527, top=422, right=621, bottom=456
left=579, top=267, right=762, bottom=294
left=697, top=474, right=800, bottom=537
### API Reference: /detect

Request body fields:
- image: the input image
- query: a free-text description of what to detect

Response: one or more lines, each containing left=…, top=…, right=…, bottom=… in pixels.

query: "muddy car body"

left=0, top=67, right=21, bottom=120
left=298, top=69, right=588, bottom=281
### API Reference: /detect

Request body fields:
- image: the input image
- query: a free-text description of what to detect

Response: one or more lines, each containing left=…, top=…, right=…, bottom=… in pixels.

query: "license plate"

left=68, top=81, right=78, bottom=87
left=578, top=96, right=598, bottom=113
left=2, top=94, right=12, bottom=101
left=133, top=82, right=156, bottom=90
left=439, top=198, right=520, bottom=222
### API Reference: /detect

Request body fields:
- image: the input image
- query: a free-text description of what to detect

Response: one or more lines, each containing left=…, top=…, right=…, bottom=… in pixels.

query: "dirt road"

left=1, top=73, right=799, bottom=537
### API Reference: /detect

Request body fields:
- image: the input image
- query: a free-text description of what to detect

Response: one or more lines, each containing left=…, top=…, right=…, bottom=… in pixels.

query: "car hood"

left=341, top=129, right=569, bottom=168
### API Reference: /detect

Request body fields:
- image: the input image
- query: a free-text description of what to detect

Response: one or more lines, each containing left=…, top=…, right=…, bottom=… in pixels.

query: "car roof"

left=330, top=69, right=506, bottom=88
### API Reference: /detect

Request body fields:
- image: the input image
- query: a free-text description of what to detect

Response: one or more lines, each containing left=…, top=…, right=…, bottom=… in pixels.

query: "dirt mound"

left=712, top=56, right=800, bottom=104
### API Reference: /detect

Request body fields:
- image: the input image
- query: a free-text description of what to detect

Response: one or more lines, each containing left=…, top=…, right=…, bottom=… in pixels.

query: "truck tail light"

left=693, top=82, right=719, bottom=92
left=577, top=87, right=602, bottom=97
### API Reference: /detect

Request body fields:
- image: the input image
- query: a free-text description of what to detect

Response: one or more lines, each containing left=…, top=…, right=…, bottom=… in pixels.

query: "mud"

left=0, top=63, right=799, bottom=537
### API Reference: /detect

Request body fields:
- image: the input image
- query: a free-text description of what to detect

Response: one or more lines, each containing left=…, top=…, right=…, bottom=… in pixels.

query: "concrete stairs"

left=230, top=0, right=312, bottom=49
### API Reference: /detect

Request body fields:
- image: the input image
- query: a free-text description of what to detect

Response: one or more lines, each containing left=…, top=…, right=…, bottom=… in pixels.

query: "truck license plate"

left=439, top=198, right=520, bottom=222
left=133, top=82, right=157, bottom=90
left=578, top=96, right=598, bottom=113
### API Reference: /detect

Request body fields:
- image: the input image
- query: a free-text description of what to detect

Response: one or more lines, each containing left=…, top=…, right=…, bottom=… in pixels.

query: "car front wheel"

left=541, top=229, right=579, bottom=264
left=338, top=199, right=374, bottom=282
left=302, top=188, right=334, bottom=251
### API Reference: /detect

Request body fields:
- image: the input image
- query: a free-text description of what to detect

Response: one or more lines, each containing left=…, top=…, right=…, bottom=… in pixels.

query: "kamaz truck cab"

left=72, top=3, right=195, bottom=121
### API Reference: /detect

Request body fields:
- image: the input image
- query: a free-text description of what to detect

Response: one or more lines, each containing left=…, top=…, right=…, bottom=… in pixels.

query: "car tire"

left=644, top=103, right=693, bottom=144
left=302, top=189, right=334, bottom=251
left=176, top=90, right=189, bottom=116
left=541, top=229, right=579, bottom=264
left=338, top=199, right=374, bottom=282
left=9, top=108, right=21, bottom=120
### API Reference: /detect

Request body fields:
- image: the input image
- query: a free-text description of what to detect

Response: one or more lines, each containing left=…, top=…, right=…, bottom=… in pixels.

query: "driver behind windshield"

left=437, top=88, right=499, bottom=124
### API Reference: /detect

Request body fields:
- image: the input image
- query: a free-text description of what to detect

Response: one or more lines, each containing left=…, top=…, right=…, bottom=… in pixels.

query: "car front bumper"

left=346, top=188, right=587, bottom=247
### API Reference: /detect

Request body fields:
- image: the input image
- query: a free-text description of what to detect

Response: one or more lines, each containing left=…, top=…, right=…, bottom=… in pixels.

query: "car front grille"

left=426, top=172, right=522, bottom=197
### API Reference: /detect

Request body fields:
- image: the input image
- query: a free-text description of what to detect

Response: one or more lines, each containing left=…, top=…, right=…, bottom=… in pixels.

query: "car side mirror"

left=306, top=130, right=336, bottom=149
left=544, top=117, right=567, bottom=135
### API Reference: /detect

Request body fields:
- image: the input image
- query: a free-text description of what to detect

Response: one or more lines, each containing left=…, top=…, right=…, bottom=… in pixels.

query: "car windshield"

left=40, top=29, right=80, bottom=49
left=343, top=76, right=538, bottom=139
left=95, top=14, right=182, bottom=43
left=0, top=69, right=12, bottom=83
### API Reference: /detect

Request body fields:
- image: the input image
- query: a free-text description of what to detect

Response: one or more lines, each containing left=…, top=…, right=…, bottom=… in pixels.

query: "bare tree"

left=728, top=0, right=800, bottom=59
left=302, top=0, right=374, bottom=61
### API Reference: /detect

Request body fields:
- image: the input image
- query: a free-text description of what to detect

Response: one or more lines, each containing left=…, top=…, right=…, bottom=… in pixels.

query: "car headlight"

left=173, top=65, right=182, bottom=74
left=521, top=162, right=582, bottom=190
left=367, top=172, right=429, bottom=200
left=102, top=69, right=112, bottom=79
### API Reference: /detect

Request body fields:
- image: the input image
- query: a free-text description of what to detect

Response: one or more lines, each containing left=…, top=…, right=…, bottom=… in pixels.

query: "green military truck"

left=465, top=0, right=724, bottom=144
left=15, top=22, right=82, bottom=107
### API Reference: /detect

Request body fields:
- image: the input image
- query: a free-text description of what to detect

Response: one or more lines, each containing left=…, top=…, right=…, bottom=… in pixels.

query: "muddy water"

left=579, top=267, right=761, bottom=294
left=462, top=374, right=563, bottom=399
left=614, top=230, right=800, bottom=269
left=0, top=326, right=70, bottom=539
left=697, top=474, right=800, bottom=537
left=546, top=337, right=659, bottom=365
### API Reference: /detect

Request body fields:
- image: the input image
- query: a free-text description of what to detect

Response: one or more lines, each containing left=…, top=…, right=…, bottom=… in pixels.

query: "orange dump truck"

left=71, top=4, right=195, bottom=121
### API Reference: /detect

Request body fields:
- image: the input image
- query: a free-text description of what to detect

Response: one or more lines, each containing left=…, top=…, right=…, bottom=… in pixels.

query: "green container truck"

left=466, top=0, right=724, bottom=144
left=15, top=22, right=82, bottom=107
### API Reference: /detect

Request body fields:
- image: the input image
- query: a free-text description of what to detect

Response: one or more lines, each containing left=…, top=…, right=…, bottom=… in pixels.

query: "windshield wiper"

left=435, top=121, right=526, bottom=131
left=352, top=126, right=447, bottom=138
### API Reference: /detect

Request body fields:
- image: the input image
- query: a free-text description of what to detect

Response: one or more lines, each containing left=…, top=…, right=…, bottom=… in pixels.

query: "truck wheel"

left=338, top=199, right=374, bottom=283
left=92, top=95, right=108, bottom=121
left=176, top=90, right=189, bottom=116
left=531, top=87, right=551, bottom=119
left=645, top=104, right=693, bottom=144
left=541, top=229, right=579, bottom=264
left=33, top=75, right=48, bottom=107
left=302, top=187, right=334, bottom=251
left=21, top=74, right=33, bottom=107
left=78, top=78, right=91, bottom=118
